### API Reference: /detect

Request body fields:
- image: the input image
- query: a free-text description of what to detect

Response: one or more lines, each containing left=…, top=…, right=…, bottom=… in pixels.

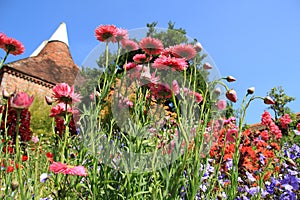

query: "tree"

left=267, top=86, right=295, bottom=120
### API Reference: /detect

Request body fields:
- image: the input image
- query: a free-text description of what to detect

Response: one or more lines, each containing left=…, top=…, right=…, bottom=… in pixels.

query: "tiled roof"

left=3, top=40, right=79, bottom=86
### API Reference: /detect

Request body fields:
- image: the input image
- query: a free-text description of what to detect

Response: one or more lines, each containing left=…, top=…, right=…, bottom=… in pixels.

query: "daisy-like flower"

left=133, top=54, right=151, bottom=63
left=115, top=28, right=128, bottom=42
left=139, top=37, right=164, bottom=55
left=10, top=92, right=34, bottom=110
left=49, top=103, right=78, bottom=118
left=52, top=83, right=81, bottom=104
left=152, top=56, right=188, bottom=71
left=169, top=44, right=197, bottom=60
left=121, top=39, right=139, bottom=51
left=95, top=24, right=118, bottom=43
left=0, top=33, right=25, bottom=55
left=49, top=162, right=87, bottom=176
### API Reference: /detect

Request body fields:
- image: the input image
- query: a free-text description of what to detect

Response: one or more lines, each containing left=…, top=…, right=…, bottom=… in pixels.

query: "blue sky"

left=1, top=0, right=300, bottom=124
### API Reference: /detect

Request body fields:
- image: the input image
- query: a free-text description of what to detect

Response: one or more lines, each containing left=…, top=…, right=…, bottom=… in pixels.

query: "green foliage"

left=267, top=86, right=295, bottom=120
left=29, top=97, right=52, bottom=136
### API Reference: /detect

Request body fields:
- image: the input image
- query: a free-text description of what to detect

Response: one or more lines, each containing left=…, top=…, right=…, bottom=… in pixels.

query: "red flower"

left=49, top=103, right=78, bottom=118
left=226, top=90, right=237, bottom=103
left=169, top=44, right=197, bottom=60
left=0, top=33, right=25, bottom=55
left=49, top=162, right=87, bottom=176
left=152, top=56, right=188, bottom=71
left=7, top=165, right=14, bottom=173
left=139, top=37, right=164, bottom=55
left=52, top=83, right=81, bottom=104
left=121, top=39, right=139, bottom=51
left=95, top=24, right=118, bottom=43
left=10, top=92, right=34, bottom=110
left=124, top=62, right=137, bottom=71
left=22, top=155, right=28, bottom=162
left=46, top=152, right=54, bottom=162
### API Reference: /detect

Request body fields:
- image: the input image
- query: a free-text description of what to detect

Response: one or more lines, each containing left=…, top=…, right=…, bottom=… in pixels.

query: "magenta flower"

left=52, top=83, right=81, bottom=104
left=139, top=37, right=164, bottom=55
left=95, top=24, right=118, bottom=43
left=169, top=44, right=197, bottom=60
left=10, top=92, right=34, bottom=110
left=121, top=39, right=139, bottom=51
left=133, top=54, right=150, bottom=63
left=49, top=103, right=78, bottom=118
left=124, top=62, right=137, bottom=71
left=49, top=162, right=87, bottom=176
left=152, top=56, right=188, bottom=71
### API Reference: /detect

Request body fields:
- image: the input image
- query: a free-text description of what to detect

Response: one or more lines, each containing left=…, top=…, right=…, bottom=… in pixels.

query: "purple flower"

left=279, top=191, right=296, bottom=200
left=246, top=171, right=256, bottom=182
left=226, top=159, right=233, bottom=170
left=259, top=153, right=266, bottom=165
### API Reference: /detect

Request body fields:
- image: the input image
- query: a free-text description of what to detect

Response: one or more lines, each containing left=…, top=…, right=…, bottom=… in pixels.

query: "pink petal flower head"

left=169, top=44, right=197, bottom=60
left=1, top=36, right=25, bottom=55
left=172, top=80, right=180, bottom=95
left=152, top=56, right=188, bottom=71
left=226, top=89, right=237, bottom=103
left=226, top=76, right=236, bottom=82
left=194, top=42, right=203, bottom=52
left=52, top=83, right=81, bottom=104
left=217, top=99, right=227, bottom=110
left=115, top=28, right=128, bottom=42
left=10, top=92, right=34, bottom=110
left=139, top=37, right=164, bottom=55
left=263, top=96, right=275, bottom=105
left=0, top=33, right=7, bottom=49
left=124, top=62, right=137, bottom=71
left=203, top=62, right=212, bottom=70
left=49, top=103, right=78, bottom=118
left=121, top=39, right=139, bottom=51
left=95, top=24, right=118, bottom=43
left=31, top=136, right=39, bottom=143
left=133, top=54, right=150, bottom=63
left=49, top=162, right=87, bottom=176
left=193, top=92, right=203, bottom=103
left=279, top=114, right=292, bottom=129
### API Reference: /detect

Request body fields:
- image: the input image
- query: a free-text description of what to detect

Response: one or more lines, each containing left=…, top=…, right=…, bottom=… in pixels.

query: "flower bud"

left=226, top=76, right=236, bottom=82
left=203, top=62, right=212, bottom=70
left=194, top=42, right=202, bottom=52
left=226, top=89, right=237, bottom=103
left=45, top=96, right=53, bottom=105
left=2, top=90, right=10, bottom=99
left=247, top=87, right=255, bottom=95
left=264, top=96, right=275, bottom=105
left=214, top=87, right=221, bottom=95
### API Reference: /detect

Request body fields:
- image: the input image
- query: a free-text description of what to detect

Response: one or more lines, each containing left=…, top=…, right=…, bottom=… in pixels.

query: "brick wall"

left=0, top=71, right=54, bottom=97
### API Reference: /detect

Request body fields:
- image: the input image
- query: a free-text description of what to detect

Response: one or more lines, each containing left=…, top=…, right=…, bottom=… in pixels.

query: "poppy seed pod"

left=264, top=96, right=275, bottom=105
left=226, top=89, right=237, bottom=103
left=226, top=76, right=236, bottom=82
left=247, top=87, right=255, bottom=95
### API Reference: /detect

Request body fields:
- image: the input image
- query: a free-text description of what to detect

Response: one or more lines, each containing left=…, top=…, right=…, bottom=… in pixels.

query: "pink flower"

left=226, top=90, right=237, bottom=103
left=121, top=39, right=139, bottom=51
left=133, top=54, right=150, bottom=63
left=263, top=96, right=275, bottom=105
left=261, top=111, right=273, bottom=126
left=49, top=103, right=78, bottom=117
left=31, top=136, right=39, bottom=143
left=115, top=28, right=128, bottom=42
left=169, top=44, right=197, bottom=60
left=49, top=162, right=87, bottom=176
left=139, top=37, right=164, bottom=55
left=217, top=99, right=227, bottom=110
left=279, top=114, right=292, bottom=129
left=297, top=123, right=300, bottom=131
left=183, top=88, right=203, bottom=103
left=95, top=25, right=118, bottom=43
left=226, top=128, right=238, bottom=142
left=152, top=56, right=188, bottom=71
left=52, top=83, right=81, bottom=104
left=10, top=92, right=34, bottom=109
left=0, top=34, right=25, bottom=55
left=193, top=92, right=203, bottom=103
left=124, top=62, right=137, bottom=71
left=203, top=62, right=212, bottom=70
left=260, top=130, right=269, bottom=141
left=172, top=80, right=180, bottom=95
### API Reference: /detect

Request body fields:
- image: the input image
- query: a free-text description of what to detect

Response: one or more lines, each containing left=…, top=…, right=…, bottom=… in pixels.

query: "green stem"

left=0, top=51, right=10, bottom=70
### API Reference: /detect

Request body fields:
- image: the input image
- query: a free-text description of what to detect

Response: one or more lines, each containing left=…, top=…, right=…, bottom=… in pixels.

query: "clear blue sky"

left=1, top=0, right=300, bottom=124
